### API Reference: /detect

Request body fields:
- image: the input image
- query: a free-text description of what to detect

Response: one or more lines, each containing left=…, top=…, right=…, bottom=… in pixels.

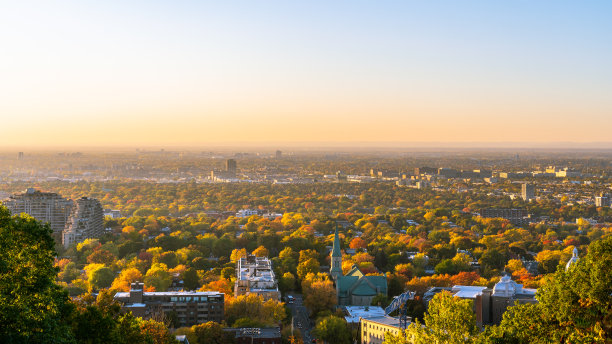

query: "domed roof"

left=565, top=247, right=579, bottom=271
left=493, top=274, right=519, bottom=297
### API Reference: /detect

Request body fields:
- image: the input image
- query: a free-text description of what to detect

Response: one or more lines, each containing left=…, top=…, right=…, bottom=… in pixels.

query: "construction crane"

left=384, top=290, right=416, bottom=332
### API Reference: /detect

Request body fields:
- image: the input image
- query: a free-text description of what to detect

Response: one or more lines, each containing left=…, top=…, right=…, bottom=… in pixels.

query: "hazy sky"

left=1, top=1, right=611, bottom=147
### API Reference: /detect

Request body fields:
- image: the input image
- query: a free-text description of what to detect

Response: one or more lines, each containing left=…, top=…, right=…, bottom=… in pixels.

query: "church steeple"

left=330, top=224, right=343, bottom=280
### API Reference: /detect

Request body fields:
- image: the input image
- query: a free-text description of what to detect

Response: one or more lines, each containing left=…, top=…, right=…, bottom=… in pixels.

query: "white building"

left=62, top=197, right=104, bottom=248
left=234, top=255, right=279, bottom=300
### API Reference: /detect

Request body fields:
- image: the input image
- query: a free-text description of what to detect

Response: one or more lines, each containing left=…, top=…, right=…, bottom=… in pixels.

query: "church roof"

left=337, top=269, right=387, bottom=297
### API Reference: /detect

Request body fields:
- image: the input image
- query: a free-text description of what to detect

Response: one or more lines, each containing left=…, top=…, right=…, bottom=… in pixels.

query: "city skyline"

left=1, top=1, right=611, bottom=147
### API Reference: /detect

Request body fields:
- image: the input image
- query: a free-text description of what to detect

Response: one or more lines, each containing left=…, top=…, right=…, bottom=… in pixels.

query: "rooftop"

left=344, top=305, right=386, bottom=323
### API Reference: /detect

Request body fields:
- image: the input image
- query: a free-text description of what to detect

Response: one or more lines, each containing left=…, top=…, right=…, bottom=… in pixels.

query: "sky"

left=1, top=1, right=611, bottom=148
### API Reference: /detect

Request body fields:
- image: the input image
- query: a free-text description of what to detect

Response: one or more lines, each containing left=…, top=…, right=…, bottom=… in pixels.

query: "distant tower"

left=18, top=152, right=24, bottom=160
left=565, top=247, right=579, bottom=271
left=275, top=150, right=282, bottom=159
left=330, top=225, right=343, bottom=281
left=226, top=159, right=237, bottom=178
left=522, top=183, right=535, bottom=201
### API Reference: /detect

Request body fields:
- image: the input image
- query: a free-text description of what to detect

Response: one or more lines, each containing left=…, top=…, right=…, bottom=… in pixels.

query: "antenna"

left=384, top=291, right=415, bottom=332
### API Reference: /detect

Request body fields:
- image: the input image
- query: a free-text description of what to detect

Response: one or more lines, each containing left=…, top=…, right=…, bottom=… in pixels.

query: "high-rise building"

left=62, top=197, right=104, bottom=248
left=522, top=183, right=535, bottom=201
left=275, top=150, right=282, bottom=159
left=595, top=195, right=611, bottom=207
left=226, top=159, right=237, bottom=177
left=3, top=188, right=73, bottom=242
left=18, top=152, right=24, bottom=160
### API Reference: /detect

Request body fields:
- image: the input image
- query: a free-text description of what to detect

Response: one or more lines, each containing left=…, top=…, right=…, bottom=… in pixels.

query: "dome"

left=565, top=247, right=579, bottom=271
left=493, top=274, right=519, bottom=297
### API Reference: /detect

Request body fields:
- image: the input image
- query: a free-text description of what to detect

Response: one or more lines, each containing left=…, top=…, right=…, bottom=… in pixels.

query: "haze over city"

left=1, top=1, right=612, bottom=148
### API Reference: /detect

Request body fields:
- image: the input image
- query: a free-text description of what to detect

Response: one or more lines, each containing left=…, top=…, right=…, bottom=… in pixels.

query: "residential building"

left=595, top=196, right=611, bottom=207
left=224, top=327, right=281, bottom=344
left=235, top=255, right=280, bottom=300
left=275, top=150, right=282, bottom=159
left=479, top=208, right=529, bottom=225
left=3, top=188, right=72, bottom=242
left=522, top=183, right=535, bottom=201
left=62, top=197, right=104, bottom=248
left=360, top=316, right=402, bottom=344
left=236, top=209, right=259, bottom=218
left=103, top=209, right=122, bottom=219
left=331, top=228, right=388, bottom=306
left=114, top=282, right=224, bottom=327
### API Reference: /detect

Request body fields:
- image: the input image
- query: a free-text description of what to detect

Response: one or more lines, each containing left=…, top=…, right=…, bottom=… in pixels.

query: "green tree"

left=0, top=207, right=75, bottom=343
left=313, top=316, right=351, bottom=344
left=388, top=291, right=478, bottom=344
left=480, top=236, right=612, bottom=343
left=144, top=263, right=172, bottom=291
left=183, top=267, right=200, bottom=290
left=89, top=266, right=115, bottom=290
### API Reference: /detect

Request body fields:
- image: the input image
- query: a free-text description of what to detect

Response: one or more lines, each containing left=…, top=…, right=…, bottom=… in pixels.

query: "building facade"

left=360, top=316, right=402, bottom=344
left=114, top=282, right=224, bottom=327
left=235, top=255, right=280, bottom=301
left=3, top=188, right=73, bottom=242
left=62, top=197, right=104, bottom=248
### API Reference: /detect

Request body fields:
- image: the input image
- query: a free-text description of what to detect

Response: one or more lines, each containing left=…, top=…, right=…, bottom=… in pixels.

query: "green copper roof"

left=331, top=225, right=342, bottom=257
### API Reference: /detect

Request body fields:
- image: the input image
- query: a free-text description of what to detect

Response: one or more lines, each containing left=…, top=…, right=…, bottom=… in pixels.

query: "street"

left=287, top=294, right=314, bottom=343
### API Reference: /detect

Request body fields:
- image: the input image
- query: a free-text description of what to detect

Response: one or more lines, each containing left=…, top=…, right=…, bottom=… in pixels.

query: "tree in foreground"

left=481, top=236, right=611, bottom=343
left=0, top=207, right=75, bottom=343
left=312, top=315, right=352, bottom=344
left=384, top=291, right=478, bottom=344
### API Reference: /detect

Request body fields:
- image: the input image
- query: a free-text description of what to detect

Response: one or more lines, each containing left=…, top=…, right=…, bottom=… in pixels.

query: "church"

left=330, top=226, right=388, bottom=306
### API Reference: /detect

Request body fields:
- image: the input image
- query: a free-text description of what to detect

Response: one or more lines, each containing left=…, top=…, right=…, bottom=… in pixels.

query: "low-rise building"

left=235, top=255, right=280, bottom=300
left=360, top=316, right=403, bottom=344
left=114, top=282, right=224, bottom=327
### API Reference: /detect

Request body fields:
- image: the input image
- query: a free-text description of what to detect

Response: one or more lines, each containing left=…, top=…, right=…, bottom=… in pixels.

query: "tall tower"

left=522, top=183, right=535, bottom=201
left=330, top=225, right=343, bottom=280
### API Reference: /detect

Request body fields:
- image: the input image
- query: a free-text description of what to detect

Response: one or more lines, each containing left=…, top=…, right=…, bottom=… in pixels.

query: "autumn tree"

left=301, top=273, right=337, bottom=315
left=386, top=291, right=478, bottom=344
left=297, top=258, right=320, bottom=280
left=252, top=245, right=270, bottom=257
left=110, top=267, right=143, bottom=292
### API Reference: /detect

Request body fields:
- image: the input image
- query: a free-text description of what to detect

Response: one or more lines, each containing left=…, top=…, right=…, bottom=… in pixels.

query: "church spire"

left=332, top=224, right=341, bottom=258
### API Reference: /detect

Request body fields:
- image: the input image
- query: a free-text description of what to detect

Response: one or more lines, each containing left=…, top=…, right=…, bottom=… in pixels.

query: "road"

left=287, top=294, right=314, bottom=343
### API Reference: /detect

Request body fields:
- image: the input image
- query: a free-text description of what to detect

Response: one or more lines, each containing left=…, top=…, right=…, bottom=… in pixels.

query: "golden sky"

left=1, top=1, right=611, bottom=147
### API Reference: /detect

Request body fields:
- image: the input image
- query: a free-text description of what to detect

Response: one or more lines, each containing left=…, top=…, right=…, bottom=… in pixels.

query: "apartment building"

left=3, top=188, right=73, bottom=242
left=114, top=282, right=224, bottom=327
left=62, top=197, right=104, bottom=248
left=235, top=255, right=280, bottom=301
